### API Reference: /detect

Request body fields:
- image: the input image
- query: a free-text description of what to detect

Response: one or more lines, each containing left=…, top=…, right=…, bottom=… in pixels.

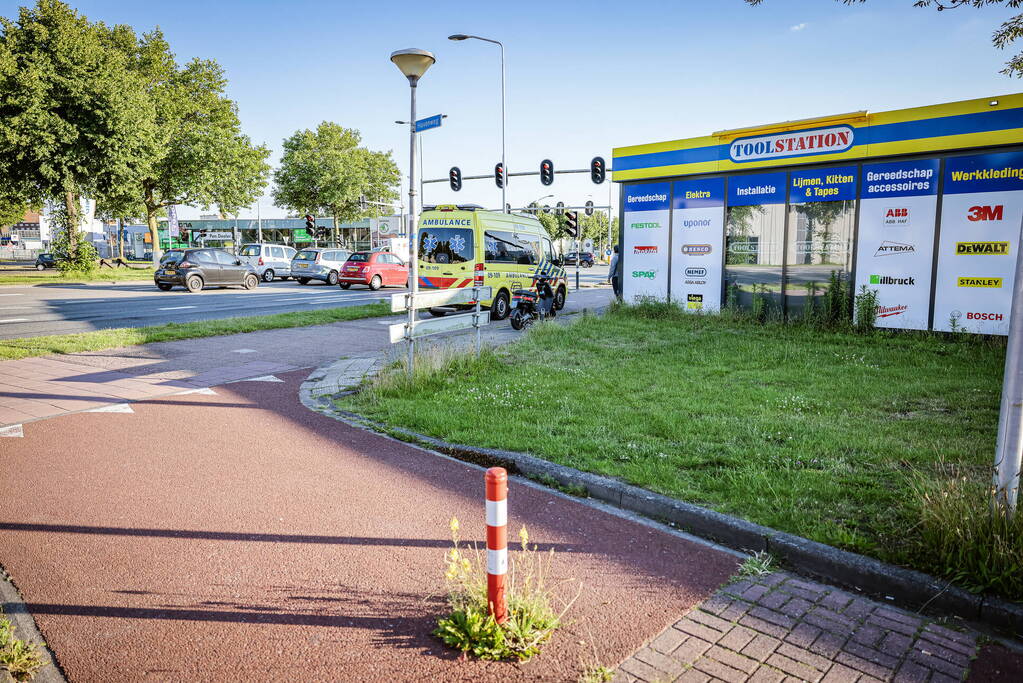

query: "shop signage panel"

left=670, top=178, right=724, bottom=312
left=728, top=172, right=787, bottom=206
left=933, top=151, right=1023, bottom=335
left=729, top=125, right=855, bottom=164
left=855, top=159, right=940, bottom=331
left=789, top=166, right=858, bottom=203
left=622, top=182, right=671, bottom=303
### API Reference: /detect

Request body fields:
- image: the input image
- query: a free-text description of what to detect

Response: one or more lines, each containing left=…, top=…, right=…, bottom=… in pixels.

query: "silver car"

left=238, top=243, right=298, bottom=282
left=291, top=247, right=352, bottom=286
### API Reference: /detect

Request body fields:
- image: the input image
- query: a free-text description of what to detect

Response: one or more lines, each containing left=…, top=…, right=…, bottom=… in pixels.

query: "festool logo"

left=869, top=275, right=915, bottom=286
left=630, top=222, right=661, bottom=229
left=632, top=270, right=656, bottom=279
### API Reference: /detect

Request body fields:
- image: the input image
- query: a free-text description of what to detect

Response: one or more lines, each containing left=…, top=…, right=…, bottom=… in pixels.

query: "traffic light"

left=585, top=200, right=594, bottom=216
left=540, top=159, right=554, bottom=186
left=304, top=214, right=315, bottom=232
left=565, top=210, right=578, bottom=237
left=494, top=163, right=505, bottom=189
left=556, top=201, right=564, bottom=216
left=449, top=166, right=462, bottom=192
left=316, top=226, right=329, bottom=240
left=359, top=195, right=368, bottom=211
left=590, top=156, right=606, bottom=184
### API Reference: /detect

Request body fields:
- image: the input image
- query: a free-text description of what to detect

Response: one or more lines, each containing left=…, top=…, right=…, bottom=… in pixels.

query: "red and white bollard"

left=485, top=467, right=508, bottom=624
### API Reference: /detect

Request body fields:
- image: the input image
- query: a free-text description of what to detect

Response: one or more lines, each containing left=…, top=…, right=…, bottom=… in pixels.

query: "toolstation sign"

left=729, top=125, right=855, bottom=163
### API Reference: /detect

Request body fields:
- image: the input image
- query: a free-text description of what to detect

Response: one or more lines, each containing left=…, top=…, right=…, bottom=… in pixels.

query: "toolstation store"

left=611, top=93, right=1023, bottom=334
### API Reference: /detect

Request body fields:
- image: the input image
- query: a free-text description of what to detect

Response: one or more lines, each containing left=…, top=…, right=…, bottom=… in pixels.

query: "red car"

left=338, top=251, right=409, bottom=290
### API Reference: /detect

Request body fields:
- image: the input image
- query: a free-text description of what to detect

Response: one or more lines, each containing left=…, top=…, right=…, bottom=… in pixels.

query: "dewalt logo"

left=956, top=241, right=1009, bottom=256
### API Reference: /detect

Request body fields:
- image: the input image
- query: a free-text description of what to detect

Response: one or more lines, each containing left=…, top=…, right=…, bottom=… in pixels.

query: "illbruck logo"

left=877, top=304, right=908, bottom=318
left=956, top=241, right=1009, bottom=255
left=870, top=274, right=915, bottom=285
left=874, top=241, right=915, bottom=257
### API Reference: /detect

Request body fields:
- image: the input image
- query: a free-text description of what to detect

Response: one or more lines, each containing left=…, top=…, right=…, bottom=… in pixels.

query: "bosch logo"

left=685, top=267, right=707, bottom=277
left=966, top=312, right=1004, bottom=321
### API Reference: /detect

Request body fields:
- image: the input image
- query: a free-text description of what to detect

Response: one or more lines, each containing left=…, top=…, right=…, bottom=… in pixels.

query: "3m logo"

left=957, top=277, right=1002, bottom=288
left=687, top=293, right=704, bottom=310
left=956, top=241, right=1009, bottom=256
left=632, top=270, right=656, bottom=279
left=877, top=304, right=908, bottom=318
left=633, top=246, right=658, bottom=254
left=883, top=207, right=910, bottom=226
left=874, top=241, right=914, bottom=257
left=967, top=205, right=1004, bottom=222
left=966, top=311, right=1004, bottom=321
left=682, top=244, right=712, bottom=255
left=685, top=267, right=707, bottom=278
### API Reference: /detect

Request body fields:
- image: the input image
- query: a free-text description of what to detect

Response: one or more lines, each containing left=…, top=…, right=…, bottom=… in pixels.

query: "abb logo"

left=967, top=205, right=1004, bottom=222
left=966, top=312, right=1004, bottom=321
left=885, top=208, right=908, bottom=219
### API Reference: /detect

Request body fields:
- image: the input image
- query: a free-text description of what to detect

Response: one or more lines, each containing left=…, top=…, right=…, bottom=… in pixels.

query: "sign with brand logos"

left=671, top=178, right=724, bottom=312
left=855, top=158, right=939, bottom=331
left=728, top=125, right=855, bottom=164
left=934, top=151, right=1023, bottom=334
left=623, top=182, right=670, bottom=303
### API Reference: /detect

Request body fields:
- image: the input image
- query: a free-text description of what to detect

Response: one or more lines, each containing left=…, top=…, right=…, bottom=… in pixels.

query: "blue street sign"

left=415, top=114, right=443, bottom=132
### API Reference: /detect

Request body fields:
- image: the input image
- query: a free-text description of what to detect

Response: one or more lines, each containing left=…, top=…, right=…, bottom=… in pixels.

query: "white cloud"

left=790, top=23, right=808, bottom=32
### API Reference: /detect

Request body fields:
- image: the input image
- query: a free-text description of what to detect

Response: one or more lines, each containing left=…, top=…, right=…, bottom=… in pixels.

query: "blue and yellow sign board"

left=612, top=93, right=1023, bottom=182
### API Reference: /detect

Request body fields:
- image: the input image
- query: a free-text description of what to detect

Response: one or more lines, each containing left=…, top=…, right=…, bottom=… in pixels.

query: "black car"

left=35, top=253, right=56, bottom=270
left=563, top=251, right=595, bottom=267
left=154, top=248, right=259, bottom=293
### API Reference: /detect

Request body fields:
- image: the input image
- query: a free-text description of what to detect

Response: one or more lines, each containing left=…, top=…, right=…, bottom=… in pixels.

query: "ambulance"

left=416, top=205, right=567, bottom=319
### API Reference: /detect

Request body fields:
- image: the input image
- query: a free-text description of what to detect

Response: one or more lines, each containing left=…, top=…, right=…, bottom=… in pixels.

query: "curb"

left=0, top=565, right=66, bottom=683
left=299, top=371, right=1022, bottom=638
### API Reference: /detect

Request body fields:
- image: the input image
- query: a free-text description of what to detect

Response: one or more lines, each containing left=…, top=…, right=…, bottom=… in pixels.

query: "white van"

left=238, top=244, right=298, bottom=282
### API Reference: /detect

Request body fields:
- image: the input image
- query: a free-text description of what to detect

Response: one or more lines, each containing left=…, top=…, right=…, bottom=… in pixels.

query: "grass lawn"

left=343, top=303, right=1018, bottom=597
left=0, top=302, right=390, bottom=359
left=0, top=267, right=154, bottom=285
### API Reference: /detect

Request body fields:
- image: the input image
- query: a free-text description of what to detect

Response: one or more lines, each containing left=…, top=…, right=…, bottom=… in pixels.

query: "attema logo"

left=685, top=267, right=707, bottom=278
left=958, top=277, right=1002, bottom=288
left=682, top=244, right=712, bottom=255
left=883, top=207, right=910, bottom=226
left=633, top=246, right=658, bottom=254
left=967, top=205, right=1004, bottom=222
left=956, top=241, right=1009, bottom=256
left=877, top=304, right=908, bottom=318
left=729, top=125, right=854, bottom=163
left=874, top=241, right=915, bottom=257
left=869, top=274, right=915, bottom=285
left=631, top=270, right=657, bottom=280
left=687, top=293, right=704, bottom=310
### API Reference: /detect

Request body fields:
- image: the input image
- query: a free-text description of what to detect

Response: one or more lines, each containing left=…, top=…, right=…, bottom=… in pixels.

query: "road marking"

left=0, top=424, right=23, bottom=437
left=176, top=387, right=217, bottom=396
left=0, top=294, right=24, bottom=297
left=232, top=349, right=257, bottom=354
left=0, top=318, right=28, bottom=324
left=158, top=305, right=196, bottom=311
left=232, top=375, right=284, bottom=383
left=86, top=403, right=134, bottom=414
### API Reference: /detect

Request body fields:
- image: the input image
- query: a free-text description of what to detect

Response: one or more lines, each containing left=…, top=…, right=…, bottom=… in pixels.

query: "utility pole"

left=993, top=217, right=1023, bottom=518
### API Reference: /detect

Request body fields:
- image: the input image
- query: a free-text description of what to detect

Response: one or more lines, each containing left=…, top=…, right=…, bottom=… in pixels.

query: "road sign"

left=389, top=311, right=491, bottom=344
left=390, top=286, right=492, bottom=313
left=415, top=114, right=443, bottom=132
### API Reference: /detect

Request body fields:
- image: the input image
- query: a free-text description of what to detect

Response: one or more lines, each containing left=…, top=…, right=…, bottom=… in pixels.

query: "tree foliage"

left=272, top=122, right=400, bottom=245
left=745, top=0, right=1023, bottom=77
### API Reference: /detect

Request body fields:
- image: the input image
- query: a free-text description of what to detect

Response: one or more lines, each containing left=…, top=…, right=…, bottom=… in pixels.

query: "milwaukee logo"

left=956, top=241, right=1009, bottom=256
left=877, top=304, right=908, bottom=318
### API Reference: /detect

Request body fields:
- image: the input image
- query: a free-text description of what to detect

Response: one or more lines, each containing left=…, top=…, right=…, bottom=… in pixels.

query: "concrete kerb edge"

left=0, top=564, right=67, bottom=683
left=298, top=364, right=1023, bottom=638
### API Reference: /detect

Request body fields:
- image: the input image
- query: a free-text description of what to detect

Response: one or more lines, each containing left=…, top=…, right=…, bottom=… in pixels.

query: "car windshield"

left=239, top=245, right=260, bottom=256
left=419, top=227, right=474, bottom=264
left=295, top=249, right=318, bottom=260
left=160, top=251, right=185, bottom=264
left=348, top=253, right=370, bottom=262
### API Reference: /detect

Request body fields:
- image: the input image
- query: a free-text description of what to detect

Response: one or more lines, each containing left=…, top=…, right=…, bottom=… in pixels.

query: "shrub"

left=854, top=285, right=879, bottom=333
left=0, top=612, right=45, bottom=681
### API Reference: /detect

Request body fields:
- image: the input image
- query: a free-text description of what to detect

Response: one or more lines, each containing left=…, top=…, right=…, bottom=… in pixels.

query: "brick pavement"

left=614, top=570, right=981, bottom=683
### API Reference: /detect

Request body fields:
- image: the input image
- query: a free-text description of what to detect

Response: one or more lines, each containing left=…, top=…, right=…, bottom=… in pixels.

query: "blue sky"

left=4, top=0, right=1021, bottom=217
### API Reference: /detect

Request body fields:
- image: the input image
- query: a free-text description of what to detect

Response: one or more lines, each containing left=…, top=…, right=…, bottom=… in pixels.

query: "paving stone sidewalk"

left=614, top=570, right=982, bottom=683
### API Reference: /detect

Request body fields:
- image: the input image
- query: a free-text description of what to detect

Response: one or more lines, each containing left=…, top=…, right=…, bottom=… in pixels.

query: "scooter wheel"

left=510, top=311, right=525, bottom=331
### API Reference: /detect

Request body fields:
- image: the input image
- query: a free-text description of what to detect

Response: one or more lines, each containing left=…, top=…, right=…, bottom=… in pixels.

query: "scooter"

left=510, top=275, right=557, bottom=330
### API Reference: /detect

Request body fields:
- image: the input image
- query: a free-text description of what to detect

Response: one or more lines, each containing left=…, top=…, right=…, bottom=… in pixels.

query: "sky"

left=3, top=0, right=1021, bottom=219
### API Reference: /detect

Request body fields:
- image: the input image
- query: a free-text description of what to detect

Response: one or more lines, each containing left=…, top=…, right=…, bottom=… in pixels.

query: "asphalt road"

left=0, top=265, right=611, bottom=340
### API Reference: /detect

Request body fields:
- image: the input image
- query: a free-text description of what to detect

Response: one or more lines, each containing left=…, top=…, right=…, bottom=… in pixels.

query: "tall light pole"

left=449, top=34, right=506, bottom=213
left=390, top=48, right=436, bottom=374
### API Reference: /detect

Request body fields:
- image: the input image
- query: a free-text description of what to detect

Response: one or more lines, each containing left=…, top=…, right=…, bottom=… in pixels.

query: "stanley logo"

left=957, top=277, right=1003, bottom=288
left=956, top=241, right=1009, bottom=256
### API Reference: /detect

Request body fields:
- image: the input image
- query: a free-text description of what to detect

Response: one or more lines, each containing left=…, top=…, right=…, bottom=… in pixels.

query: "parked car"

left=338, top=252, right=409, bottom=290
left=563, top=251, right=595, bottom=268
left=153, top=248, right=259, bottom=293
left=238, top=243, right=298, bottom=282
left=290, top=248, right=351, bottom=285
left=35, top=253, right=56, bottom=270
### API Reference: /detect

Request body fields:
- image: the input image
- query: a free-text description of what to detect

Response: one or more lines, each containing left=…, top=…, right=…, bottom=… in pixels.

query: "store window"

left=725, top=172, right=786, bottom=317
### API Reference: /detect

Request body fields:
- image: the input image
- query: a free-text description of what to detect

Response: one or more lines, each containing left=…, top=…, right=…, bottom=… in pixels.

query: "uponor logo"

left=729, top=125, right=854, bottom=163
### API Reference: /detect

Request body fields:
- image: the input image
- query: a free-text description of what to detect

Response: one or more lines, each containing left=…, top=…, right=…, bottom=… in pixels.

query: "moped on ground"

left=509, top=275, right=557, bottom=330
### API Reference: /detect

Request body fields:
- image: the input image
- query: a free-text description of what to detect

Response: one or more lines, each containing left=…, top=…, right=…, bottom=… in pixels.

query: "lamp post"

left=529, top=194, right=553, bottom=214
left=449, top=34, right=506, bottom=213
left=390, top=48, right=436, bottom=375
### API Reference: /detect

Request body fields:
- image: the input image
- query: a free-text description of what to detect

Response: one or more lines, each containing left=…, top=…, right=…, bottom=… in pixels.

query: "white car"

left=291, top=248, right=352, bottom=285
left=238, top=243, right=297, bottom=282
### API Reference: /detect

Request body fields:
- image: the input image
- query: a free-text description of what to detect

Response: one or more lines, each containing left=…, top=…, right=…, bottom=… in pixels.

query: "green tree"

left=745, top=0, right=1023, bottom=77
left=113, top=29, right=270, bottom=263
left=272, top=122, right=400, bottom=247
left=0, top=0, right=157, bottom=270
left=795, top=200, right=850, bottom=264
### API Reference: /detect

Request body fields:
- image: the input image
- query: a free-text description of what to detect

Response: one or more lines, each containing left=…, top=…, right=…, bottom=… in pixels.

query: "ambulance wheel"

left=554, top=286, right=566, bottom=311
left=491, top=290, right=511, bottom=320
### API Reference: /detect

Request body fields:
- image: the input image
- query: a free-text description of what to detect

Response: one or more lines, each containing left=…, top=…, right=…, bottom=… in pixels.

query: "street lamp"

left=528, top=193, right=553, bottom=215
left=391, top=47, right=436, bottom=373
left=449, top=33, right=506, bottom=213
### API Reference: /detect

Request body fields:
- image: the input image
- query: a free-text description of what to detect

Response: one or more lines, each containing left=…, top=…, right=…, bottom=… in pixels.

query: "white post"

left=407, top=81, right=419, bottom=376
left=257, top=203, right=262, bottom=243
left=993, top=219, right=1023, bottom=517
left=500, top=41, right=506, bottom=214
